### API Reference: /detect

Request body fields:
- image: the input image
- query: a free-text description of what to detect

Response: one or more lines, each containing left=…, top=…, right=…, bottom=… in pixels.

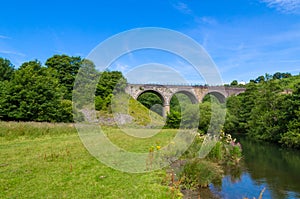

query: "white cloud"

left=172, top=1, right=192, bottom=15
left=0, top=50, right=25, bottom=57
left=0, top=35, right=10, bottom=39
left=260, top=0, right=300, bottom=14
left=195, top=17, right=218, bottom=26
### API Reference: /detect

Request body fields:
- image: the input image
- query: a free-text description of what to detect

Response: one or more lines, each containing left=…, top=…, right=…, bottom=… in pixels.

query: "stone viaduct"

left=125, top=84, right=246, bottom=117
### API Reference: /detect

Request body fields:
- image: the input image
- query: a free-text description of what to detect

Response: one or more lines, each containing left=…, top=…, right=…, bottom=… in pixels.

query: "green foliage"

left=273, top=72, right=292, bottom=80
left=225, top=74, right=300, bottom=148
left=96, top=71, right=126, bottom=98
left=45, top=54, right=82, bottom=100
left=0, top=56, right=128, bottom=122
left=179, top=131, right=242, bottom=191
left=230, top=80, right=238, bottom=86
left=247, top=80, right=285, bottom=141
left=202, top=94, right=221, bottom=103
left=180, top=159, right=223, bottom=189
left=72, top=59, right=99, bottom=109
left=165, top=96, right=226, bottom=132
left=182, top=132, right=204, bottom=158
left=181, top=104, right=200, bottom=129
left=279, top=84, right=300, bottom=148
left=165, top=111, right=181, bottom=128
left=0, top=60, right=72, bottom=122
left=95, top=71, right=127, bottom=111
left=0, top=57, right=14, bottom=81
left=206, top=132, right=243, bottom=165
left=110, top=92, right=164, bottom=127
left=199, top=102, right=225, bottom=133
left=170, top=93, right=194, bottom=112
left=137, top=92, right=163, bottom=116
left=255, top=75, right=265, bottom=83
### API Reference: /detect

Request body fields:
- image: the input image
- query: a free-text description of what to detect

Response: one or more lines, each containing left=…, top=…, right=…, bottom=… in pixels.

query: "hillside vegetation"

left=226, top=73, right=300, bottom=148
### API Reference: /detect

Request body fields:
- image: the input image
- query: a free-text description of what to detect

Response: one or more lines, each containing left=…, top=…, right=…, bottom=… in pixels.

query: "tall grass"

left=0, top=121, right=76, bottom=140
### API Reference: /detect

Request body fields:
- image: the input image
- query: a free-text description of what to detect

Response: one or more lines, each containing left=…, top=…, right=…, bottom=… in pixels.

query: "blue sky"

left=1, top=0, right=300, bottom=83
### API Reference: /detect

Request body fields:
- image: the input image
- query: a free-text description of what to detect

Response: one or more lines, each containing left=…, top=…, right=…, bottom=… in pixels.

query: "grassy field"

left=0, top=122, right=180, bottom=199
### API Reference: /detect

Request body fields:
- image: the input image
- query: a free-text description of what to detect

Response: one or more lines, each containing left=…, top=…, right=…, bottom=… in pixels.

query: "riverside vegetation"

left=0, top=55, right=299, bottom=198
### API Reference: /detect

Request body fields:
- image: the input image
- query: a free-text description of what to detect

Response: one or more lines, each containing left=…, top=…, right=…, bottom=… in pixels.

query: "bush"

left=280, top=130, right=300, bottom=149
left=180, top=159, right=223, bottom=189
left=165, top=111, right=181, bottom=129
left=207, top=132, right=242, bottom=165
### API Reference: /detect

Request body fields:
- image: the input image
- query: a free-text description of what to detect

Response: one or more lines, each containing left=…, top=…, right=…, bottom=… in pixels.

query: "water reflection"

left=209, top=137, right=300, bottom=199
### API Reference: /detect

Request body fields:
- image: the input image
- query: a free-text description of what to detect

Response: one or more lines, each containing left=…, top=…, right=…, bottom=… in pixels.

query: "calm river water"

left=207, top=136, right=300, bottom=199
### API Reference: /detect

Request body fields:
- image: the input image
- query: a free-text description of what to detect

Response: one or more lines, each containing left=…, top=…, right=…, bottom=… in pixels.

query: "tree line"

left=226, top=73, right=300, bottom=148
left=0, top=55, right=125, bottom=122
left=1, top=55, right=299, bottom=148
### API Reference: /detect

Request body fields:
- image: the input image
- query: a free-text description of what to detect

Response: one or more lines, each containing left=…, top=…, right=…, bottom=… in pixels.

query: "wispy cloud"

left=172, top=1, right=193, bottom=15
left=0, top=50, right=25, bottom=57
left=189, top=22, right=300, bottom=82
left=196, top=17, right=218, bottom=25
left=260, top=0, right=300, bottom=14
left=0, top=35, right=10, bottom=39
left=171, top=1, right=218, bottom=34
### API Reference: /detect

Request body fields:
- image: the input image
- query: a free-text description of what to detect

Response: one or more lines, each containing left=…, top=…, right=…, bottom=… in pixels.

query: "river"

left=183, top=136, right=300, bottom=199
left=208, top=136, right=300, bottom=199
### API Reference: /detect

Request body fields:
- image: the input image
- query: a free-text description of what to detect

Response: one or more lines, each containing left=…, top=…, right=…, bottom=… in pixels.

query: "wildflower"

left=237, top=142, right=242, bottom=149
left=156, top=145, right=161, bottom=150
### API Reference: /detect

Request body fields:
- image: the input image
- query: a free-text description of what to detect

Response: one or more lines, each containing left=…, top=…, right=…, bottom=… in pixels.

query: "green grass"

left=111, top=93, right=165, bottom=127
left=0, top=122, right=179, bottom=199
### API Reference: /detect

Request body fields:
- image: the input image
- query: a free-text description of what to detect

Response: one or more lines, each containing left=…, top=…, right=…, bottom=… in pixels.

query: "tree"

left=225, top=95, right=242, bottom=133
left=282, top=72, right=292, bottom=78
left=255, top=75, right=265, bottom=83
left=94, top=71, right=127, bottom=111
left=45, top=54, right=82, bottom=100
left=137, top=92, right=163, bottom=116
left=265, top=73, right=272, bottom=81
left=72, top=59, right=100, bottom=109
left=280, top=84, right=300, bottom=148
left=247, top=80, right=285, bottom=141
left=166, top=111, right=181, bottom=128
left=181, top=104, right=199, bottom=129
left=273, top=72, right=282, bottom=80
left=0, top=57, right=14, bottom=81
left=0, top=60, right=71, bottom=122
left=230, top=80, right=238, bottom=86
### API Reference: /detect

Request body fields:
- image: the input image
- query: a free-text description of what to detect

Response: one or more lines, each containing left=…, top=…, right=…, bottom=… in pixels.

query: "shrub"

left=180, top=159, right=223, bottom=189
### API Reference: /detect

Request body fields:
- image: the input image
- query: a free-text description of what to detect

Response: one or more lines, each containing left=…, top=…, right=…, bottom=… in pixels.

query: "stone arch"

left=137, top=90, right=165, bottom=104
left=136, top=90, right=167, bottom=117
left=202, top=91, right=226, bottom=103
left=170, top=90, right=199, bottom=105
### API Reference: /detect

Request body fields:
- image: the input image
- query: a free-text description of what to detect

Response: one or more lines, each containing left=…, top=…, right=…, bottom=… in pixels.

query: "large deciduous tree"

left=45, top=54, right=82, bottom=100
left=0, top=57, right=14, bottom=81
left=0, top=60, right=72, bottom=122
left=95, top=71, right=127, bottom=111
